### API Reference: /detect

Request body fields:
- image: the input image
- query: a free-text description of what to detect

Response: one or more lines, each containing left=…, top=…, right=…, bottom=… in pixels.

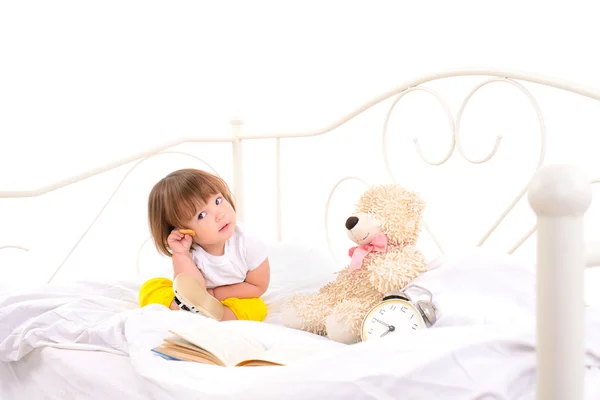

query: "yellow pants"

left=138, top=277, right=267, bottom=322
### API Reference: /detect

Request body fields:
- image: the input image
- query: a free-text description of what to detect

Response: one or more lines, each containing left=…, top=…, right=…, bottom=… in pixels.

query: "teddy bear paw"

left=281, top=306, right=305, bottom=330
left=325, top=313, right=360, bottom=344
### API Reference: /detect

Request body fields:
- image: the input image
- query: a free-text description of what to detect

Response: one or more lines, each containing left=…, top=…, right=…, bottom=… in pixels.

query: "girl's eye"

left=198, top=211, right=207, bottom=220
left=216, top=197, right=223, bottom=205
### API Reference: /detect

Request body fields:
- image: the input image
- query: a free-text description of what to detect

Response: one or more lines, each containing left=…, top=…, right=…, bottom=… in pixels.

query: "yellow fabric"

left=139, top=277, right=174, bottom=308
left=222, top=297, right=268, bottom=322
left=139, top=277, right=268, bottom=322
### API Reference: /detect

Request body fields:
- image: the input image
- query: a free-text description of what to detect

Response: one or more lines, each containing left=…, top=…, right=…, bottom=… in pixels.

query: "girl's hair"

left=148, top=168, right=236, bottom=257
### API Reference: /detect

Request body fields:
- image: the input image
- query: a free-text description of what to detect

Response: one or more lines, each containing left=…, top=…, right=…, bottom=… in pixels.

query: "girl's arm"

left=168, top=229, right=207, bottom=287
left=212, top=258, right=270, bottom=301
left=172, top=252, right=207, bottom=287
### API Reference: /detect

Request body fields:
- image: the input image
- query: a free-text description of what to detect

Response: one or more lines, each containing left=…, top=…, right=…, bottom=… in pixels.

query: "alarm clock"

left=360, top=284, right=437, bottom=341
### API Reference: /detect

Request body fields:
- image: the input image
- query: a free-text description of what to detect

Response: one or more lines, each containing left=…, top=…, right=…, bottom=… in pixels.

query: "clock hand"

left=373, top=317, right=396, bottom=338
left=373, top=318, right=390, bottom=328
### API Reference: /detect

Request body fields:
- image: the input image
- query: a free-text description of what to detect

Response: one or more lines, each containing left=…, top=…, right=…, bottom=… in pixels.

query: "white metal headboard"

left=3, top=67, right=600, bottom=283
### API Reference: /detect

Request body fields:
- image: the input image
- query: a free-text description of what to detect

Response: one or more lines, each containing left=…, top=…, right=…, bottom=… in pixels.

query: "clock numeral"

left=410, top=314, right=414, bottom=319
left=390, top=305, right=397, bottom=311
left=368, top=327, right=374, bottom=335
left=412, top=323, right=418, bottom=330
left=379, top=308, right=386, bottom=315
left=401, top=306, right=407, bottom=313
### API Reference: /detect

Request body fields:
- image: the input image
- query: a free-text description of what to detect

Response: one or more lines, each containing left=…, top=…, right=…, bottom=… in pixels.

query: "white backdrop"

left=2, top=1, right=600, bottom=289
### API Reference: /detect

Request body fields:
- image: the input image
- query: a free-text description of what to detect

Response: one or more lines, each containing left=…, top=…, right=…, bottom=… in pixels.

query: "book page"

left=163, top=338, right=223, bottom=365
left=169, top=321, right=266, bottom=367
left=235, top=343, right=324, bottom=367
left=154, top=344, right=220, bottom=365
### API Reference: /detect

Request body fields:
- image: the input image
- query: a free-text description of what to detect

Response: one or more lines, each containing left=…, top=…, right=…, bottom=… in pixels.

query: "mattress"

left=1, top=246, right=600, bottom=400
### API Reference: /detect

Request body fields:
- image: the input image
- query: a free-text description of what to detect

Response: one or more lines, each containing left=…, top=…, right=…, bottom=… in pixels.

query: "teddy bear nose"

left=345, top=216, right=359, bottom=230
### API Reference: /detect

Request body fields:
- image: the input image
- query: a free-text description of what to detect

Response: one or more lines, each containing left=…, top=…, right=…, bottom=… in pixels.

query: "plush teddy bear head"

left=345, top=184, right=425, bottom=248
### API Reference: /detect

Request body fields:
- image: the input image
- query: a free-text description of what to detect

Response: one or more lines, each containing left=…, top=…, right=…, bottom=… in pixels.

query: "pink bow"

left=348, top=233, right=388, bottom=272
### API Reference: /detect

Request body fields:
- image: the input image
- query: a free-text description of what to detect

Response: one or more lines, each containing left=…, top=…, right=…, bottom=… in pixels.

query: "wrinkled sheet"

left=2, top=250, right=600, bottom=400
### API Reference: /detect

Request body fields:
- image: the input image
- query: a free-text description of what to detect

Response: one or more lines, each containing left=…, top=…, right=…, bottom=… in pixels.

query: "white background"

left=2, top=1, right=600, bottom=288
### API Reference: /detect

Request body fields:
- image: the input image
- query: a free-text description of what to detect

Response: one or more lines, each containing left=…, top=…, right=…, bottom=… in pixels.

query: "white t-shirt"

left=190, top=223, right=269, bottom=289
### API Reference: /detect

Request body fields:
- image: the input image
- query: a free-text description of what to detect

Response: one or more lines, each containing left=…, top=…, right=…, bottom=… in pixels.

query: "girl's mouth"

left=219, top=223, right=230, bottom=232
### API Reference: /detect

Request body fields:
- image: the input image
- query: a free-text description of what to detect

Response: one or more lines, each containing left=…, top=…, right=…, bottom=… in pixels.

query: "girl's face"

left=185, top=192, right=236, bottom=251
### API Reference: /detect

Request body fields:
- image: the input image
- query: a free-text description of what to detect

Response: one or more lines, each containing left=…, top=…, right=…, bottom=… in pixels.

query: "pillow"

left=414, top=246, right=600, bottom=328
left=410, top=247, right=538, bottom=329
left=262, top=242, right=339, bottom=324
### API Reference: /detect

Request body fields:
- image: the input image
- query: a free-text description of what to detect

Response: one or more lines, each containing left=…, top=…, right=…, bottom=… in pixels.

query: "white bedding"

left=0, top=348, right=150, bottom=400
left=2, top=247, right=600, bottom=400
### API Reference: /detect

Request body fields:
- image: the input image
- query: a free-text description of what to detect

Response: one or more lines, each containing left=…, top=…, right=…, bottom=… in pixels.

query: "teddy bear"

left=282, top=183, right=429, bottom=344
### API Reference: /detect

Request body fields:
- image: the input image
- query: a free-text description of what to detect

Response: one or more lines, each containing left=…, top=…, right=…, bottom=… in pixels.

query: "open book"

left=151, top=320, right=323, bottom=367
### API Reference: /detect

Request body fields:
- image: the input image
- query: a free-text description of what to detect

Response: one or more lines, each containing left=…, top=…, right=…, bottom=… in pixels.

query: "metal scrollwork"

left=380, top=76, right=547, bottom=254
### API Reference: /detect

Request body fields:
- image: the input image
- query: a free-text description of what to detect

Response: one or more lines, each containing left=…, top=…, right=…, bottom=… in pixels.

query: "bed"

left=1, top=68, right=600, bottom=400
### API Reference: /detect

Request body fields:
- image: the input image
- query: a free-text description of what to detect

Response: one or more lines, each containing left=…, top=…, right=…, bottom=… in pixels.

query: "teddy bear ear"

left=408, top=189, right=426, bottom=211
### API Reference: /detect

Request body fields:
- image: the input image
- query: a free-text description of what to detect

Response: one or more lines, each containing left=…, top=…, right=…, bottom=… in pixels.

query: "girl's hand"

left=168, top=228, right=193, bottom=255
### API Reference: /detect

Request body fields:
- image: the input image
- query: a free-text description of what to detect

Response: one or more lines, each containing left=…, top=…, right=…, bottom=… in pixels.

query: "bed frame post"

left=231, top=118, right=244, bottom=222
left=528, top=164, right=592, bottom=400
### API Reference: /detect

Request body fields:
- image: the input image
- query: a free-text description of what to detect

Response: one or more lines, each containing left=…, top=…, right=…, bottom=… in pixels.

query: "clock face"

left=361, top=299, right=427, bottom=341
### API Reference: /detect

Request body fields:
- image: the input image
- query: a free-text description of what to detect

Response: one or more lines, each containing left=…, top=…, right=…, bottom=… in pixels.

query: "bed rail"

left=2, top=67, right=600, bottom=200
left=529, top=164, right=591, bottom=400
left=2, top=69, right=599, bottom=253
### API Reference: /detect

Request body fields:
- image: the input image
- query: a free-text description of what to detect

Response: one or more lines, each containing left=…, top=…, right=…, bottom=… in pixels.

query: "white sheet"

left=1, top=248, right=600, bottom=399
left=125, top=305, right=600, bottom=400
left=0, top=347, right=150, bottom=400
